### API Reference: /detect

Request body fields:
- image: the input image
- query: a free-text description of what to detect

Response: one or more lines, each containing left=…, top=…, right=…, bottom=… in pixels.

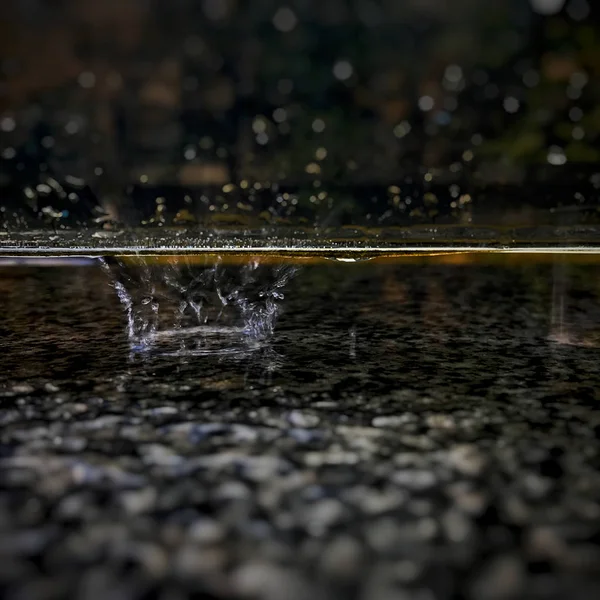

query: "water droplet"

left=312, top=119, right=326, bottom=133
left=1, top=116, right=16, bottom=132
left=331, top=257, right=371, bottom=263
left=503, top=97, right=520, bottom=113
left=547, top=146, right=567, bottom=166
left=78, top=71, right=96, bottom=89
left=529, top=0, right=565, bottom=16
left=444, top=64, right=463, bottom=84
left=333, top=60, right=353, bottom=81
left=394, top=121, right=411, bottom=138
left=273, top=108, right=287, bottom=123
left=418, top=96, right=435, bottom=112
left=273, top=7, right=297, bottom=32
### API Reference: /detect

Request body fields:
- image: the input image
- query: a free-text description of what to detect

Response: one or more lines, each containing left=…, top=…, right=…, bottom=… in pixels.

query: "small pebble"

left=469, top=555, right=524, bottom=600
left=320, top=535, right=364, bottom=581
left=12, top=383, right=35, bottom=394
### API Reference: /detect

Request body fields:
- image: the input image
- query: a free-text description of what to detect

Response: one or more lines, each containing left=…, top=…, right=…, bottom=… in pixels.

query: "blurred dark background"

left=1, top=1, right=599, bottom=227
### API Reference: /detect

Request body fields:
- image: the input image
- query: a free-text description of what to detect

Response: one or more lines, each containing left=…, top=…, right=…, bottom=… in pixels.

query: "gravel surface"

left=1, top=258, right=600, bottom=600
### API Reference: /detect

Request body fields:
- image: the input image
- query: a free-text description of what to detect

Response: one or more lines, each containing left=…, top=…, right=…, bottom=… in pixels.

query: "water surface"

left=1, top=255, right=600, bottom=599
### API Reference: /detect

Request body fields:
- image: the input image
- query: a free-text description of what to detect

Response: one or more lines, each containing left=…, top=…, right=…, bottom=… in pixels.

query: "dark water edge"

left=1, top=258, right=600, bottom=600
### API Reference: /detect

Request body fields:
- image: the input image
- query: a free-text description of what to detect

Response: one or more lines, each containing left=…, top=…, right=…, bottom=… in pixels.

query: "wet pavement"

left=1, top=257, right=600, bottom=600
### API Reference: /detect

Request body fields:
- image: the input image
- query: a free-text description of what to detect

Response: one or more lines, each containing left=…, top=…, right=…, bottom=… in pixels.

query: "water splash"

left=101, top=255, right=297, bottom=355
